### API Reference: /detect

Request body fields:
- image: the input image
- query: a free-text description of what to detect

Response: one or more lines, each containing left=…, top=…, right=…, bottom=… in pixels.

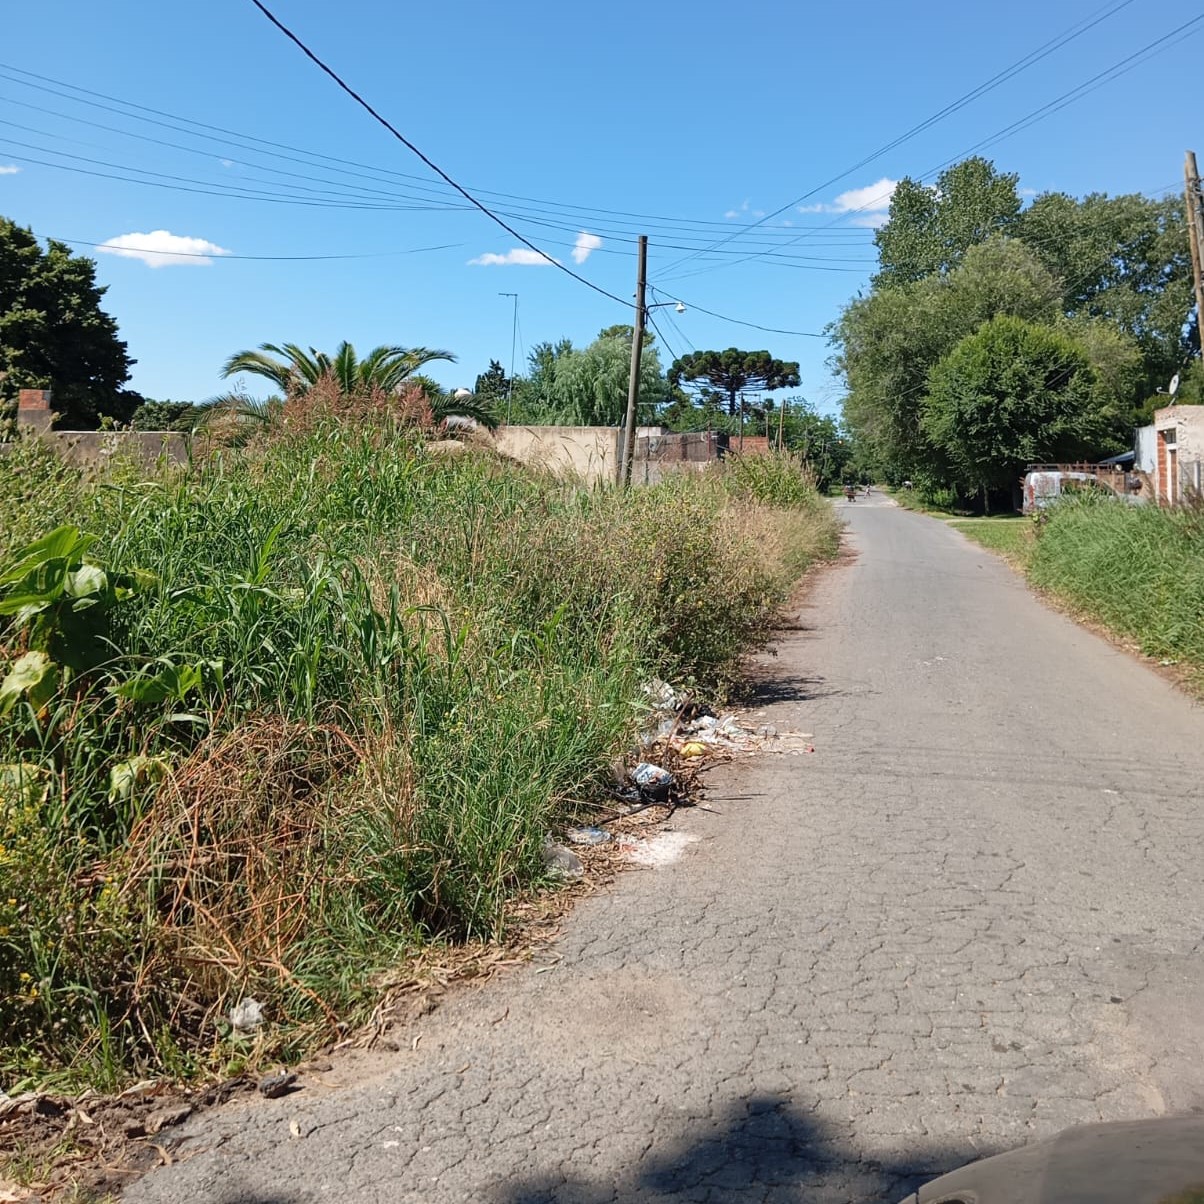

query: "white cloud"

left=723, top=209, right=741, bottom=220
left=97, top=229, right=232, bottom=268
left=468, top=248, right=557, bottom=266
left=798, top=177, right=898, bottom=220
left=831, top=178, right=898, bottom=213
left=571, top=231, right=602, bottom=264
left=0, top=165, right=20, bottom=175
left=219, top=158, right=234, bottom=168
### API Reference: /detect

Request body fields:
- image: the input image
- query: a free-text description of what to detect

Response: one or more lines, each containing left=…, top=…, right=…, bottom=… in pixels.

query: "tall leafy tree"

left=1016, top=191, right=1194, bottom=389
left=545, top=328, right=666, bottom=425
left=0, top=218, right=133, bottom=428
left=922, top=315, right=1113, bottom=508
left=833, top=237, right=1062, bottom=479
left=873, top=157, right=1022, bottom=287
left=668, top=349, right=800, bottom=416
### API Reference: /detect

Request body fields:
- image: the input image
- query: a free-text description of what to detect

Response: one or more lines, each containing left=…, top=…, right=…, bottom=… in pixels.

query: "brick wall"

left=16, top=388, right=54, bottom=432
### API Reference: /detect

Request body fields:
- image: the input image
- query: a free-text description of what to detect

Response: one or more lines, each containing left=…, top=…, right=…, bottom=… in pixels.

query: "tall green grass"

left=0, top=424, right=837, bottom=1087
left=1029, top=496, right=1204, bottom=673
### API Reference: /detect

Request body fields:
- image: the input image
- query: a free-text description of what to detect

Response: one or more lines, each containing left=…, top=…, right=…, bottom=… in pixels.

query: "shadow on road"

left=734, top=674, right=840, bottom=707
left=490, top=1094, right=981, bottom=1204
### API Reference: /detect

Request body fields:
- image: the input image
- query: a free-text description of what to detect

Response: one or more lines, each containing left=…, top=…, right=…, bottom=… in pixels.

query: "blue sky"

left=2, top=0, right=1200, bottom=415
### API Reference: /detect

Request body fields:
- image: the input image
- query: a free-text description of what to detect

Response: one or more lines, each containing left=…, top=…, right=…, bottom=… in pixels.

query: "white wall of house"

left=1152, top=405, right=1204, bottom=504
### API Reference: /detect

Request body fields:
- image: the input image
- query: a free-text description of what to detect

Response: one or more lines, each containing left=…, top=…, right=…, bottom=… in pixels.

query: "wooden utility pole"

left=618, top=234, right=648, bottom=485
left=777, top=396, right=786, bottom=451
left=1184, top=152, right=1204, bottom=355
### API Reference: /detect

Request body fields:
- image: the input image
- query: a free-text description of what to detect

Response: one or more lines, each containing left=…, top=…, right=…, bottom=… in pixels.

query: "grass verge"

left=946, top=517, right=1033, bottom=567
left=0, top=428, right=837, bottom=1091
left=1027, top=496, right=1204, bottom=684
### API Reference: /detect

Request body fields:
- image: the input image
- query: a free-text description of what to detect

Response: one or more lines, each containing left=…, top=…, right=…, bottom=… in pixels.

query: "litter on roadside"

left=542, top=841, right=584, bottom=880
left=565, top=826, right=612, bottom=846
left=632, top=761, right=673, bottom=801
left=228, top=997, right=264, bottom=1034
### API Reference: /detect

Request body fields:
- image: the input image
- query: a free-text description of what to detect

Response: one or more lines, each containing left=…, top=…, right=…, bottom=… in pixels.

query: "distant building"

left=1151, top=405, right=1204, bottom=506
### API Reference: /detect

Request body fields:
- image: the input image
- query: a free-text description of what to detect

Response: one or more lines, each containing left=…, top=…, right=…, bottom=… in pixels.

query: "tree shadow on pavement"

left=734, top=674, right=839, bottom=707
left=491, top=1093, right=980, bottom=1204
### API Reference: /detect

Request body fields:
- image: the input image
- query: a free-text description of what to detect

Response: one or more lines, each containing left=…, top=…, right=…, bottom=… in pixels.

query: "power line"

left=245, top=0, right=626, bottom=307
left=0, top=139, right=456, bottom=210
left=0, top=127, right=882, bottom=261
left=0, top=60, right=878, bottom=237
left=645, top=311, right=682, bottom=365
left=650, top=291, right=826, bottom=339
left=657, top=12, right=1204, bottom=285
left=657, top=0, right=1139, bottom=275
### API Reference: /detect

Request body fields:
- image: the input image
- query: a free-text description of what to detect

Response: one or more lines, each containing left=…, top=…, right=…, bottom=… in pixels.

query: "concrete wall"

left=494, top=426, right=621, bottom=484
left=7, top=388, right=189, bottom=470
left=1, top=429, right=189, bottom=469
left=495, top=425, right=738, bottom=486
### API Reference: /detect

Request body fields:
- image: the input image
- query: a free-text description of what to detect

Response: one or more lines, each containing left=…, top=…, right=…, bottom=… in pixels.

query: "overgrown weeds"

left=0, top=426, right=838, bottom=1089
left=1029, top=495, right=1204, bottom=681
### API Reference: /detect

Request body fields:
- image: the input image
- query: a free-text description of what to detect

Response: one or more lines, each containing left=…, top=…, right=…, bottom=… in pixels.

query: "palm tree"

left=221, top=341, right=457, bottom=398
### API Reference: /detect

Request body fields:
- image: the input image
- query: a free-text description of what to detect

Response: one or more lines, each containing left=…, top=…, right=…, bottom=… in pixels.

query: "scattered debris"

left=542, top=841, right=584, bottom=880
left=228, top=997, right=265, bottom=1034
left=145, top=1103, right=194, bottom=1134
left=632, top=762, right=673, bottom=802
left=565, top=826, right=612, bottom=845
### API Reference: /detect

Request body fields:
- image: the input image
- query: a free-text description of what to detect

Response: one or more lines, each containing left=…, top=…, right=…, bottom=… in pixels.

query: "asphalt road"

left=127, top=496, right=1204, bottom=1204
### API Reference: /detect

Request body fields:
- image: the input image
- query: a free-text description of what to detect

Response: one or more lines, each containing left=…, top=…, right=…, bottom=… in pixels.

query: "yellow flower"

left=19, top=972, right=30, bottom=981
left=5, top=899, right=15, bottom=907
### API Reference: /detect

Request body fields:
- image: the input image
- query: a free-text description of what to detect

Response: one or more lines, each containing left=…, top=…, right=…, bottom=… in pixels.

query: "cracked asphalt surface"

left=126, top=496, right=1204, bottom=1204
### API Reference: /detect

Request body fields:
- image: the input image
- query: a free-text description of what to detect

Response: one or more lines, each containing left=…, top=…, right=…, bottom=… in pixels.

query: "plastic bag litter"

left=229, top=997, right=265, bottom=1033
left=632, top=762, right=673, bottom=802
left=641, top=679, right=683, bottom=713
left=565, top=826, right=612, bottom=846
left=542, top=840, right=584, bottom=880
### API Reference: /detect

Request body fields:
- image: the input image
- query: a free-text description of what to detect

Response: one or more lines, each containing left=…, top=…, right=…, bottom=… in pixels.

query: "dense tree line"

left=831, top=156, right=1195, bottom=508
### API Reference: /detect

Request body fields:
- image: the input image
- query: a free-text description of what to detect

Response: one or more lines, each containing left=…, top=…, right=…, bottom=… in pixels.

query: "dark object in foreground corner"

left=899, top=1116, right=1204, bottom=1204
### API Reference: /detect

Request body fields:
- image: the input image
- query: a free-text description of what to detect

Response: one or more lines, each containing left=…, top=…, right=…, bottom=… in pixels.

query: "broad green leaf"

left=0, top=651, right=55, bottom=716
left=65, top=564, right=108, bottom=599
left=0, top=762, right=49, bottom=810
left=0, top=527, right=93, bottom=586
left=112, top=662, right=203, bottom=705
